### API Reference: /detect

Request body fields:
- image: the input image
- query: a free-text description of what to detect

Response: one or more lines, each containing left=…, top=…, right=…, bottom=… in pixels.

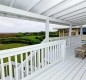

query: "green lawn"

left=19, top=35, right=43, bottom=44
left=0, top=43, right=28, bottom=50
left=20, top=36, right=36, bottom=39
left=0, top=35, right=42, bottom=63
left=0, top=43, right=29, bottom=63
left=20, top=35, right=41, bottom=41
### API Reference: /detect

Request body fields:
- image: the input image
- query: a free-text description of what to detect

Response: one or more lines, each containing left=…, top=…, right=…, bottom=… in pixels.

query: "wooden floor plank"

left=64, top=58, right=86, bottom=80
left=32, top=55, right=74, bottom=80
left=80, top=70, right=86, bottom=80
left=31, top=45, right=86, bottom=80
left=72, top=60, right=86, bottom=80
left=56, top=59, right=83, bottom=80
left=48, top=58, right=80, bottom=80
left=40, top=58, right=79, bottom=80
left=39, top=57, right=76, bottom=80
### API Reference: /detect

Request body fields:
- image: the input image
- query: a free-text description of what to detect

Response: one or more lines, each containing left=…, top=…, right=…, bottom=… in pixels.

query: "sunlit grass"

left=0, top=43, right=28, bottom=50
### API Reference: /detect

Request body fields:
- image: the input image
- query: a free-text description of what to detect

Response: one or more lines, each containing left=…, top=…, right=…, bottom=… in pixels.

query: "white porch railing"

left=49, top=35, right=81, bottom=47
left=0, top=40, right=66, bottom=80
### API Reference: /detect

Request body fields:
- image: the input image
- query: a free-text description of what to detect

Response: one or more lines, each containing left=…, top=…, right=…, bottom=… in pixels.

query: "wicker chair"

left=75, top=46, right=86, bottom=59
left=82, top=44, right=86, bottom=49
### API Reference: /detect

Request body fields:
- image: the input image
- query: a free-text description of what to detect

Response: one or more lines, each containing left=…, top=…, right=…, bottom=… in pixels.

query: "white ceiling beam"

left=62, top=12, right=86, bottom=20
left=26, top=0, right=41, bottom=11
left=68, top=18, right=86, bottom=23
left=66, top=20, right=86, bottom=25
left=70, top=21, right=86, bottom=25
left=66, top=17, right=86, bottom=25
left=8, top=0, right=16, bottom=7
left=59, top=12, right=86, bottom=20
left=67, top=17, right=86, bottom=22
left=0, top=4, right=75, bottom=26
left=30, top=0, right=64, bottom=14
left=52, top=1, right=86, bottom=18
left=67, top=17, right=86, bottom=25
left=71, top=21, right=86, bottom=25
left=64, top=14, right=86, bottom=21
left=58, top=8, right=86, bottom=19
left=43, top=0, right=85, bottom=17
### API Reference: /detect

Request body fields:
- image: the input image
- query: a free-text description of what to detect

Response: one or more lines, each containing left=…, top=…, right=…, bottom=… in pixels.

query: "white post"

left=80, top=25, right=83, bottom=35
left=62, top=40, right=66, bottom=61
left=63, top=29, right=64, bottom=36
left=69, top=24, right=72, bottom=46
left=80, top=25, right=83, bottom=44
left=69, top=24, right=72, bottom=36
left=45, top=19, right=49, bottom=42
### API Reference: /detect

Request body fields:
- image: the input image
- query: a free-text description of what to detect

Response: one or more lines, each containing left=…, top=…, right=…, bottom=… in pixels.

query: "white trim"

left=0, top=4, right=75, bottom=25
left=80, top=25, right=83, bottom=35
left=69, top=24, right=72, bottom=36
left=45, top=19, right=49, bottom=42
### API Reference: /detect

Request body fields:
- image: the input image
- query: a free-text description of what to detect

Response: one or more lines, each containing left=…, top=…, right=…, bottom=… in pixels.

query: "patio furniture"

left=82, top=44, right=86, bottom=48
left=75, top=47, right=86, bottom=59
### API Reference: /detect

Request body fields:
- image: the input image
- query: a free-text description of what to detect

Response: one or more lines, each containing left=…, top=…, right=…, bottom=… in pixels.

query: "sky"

left=0, top=16, right=61, bottom=33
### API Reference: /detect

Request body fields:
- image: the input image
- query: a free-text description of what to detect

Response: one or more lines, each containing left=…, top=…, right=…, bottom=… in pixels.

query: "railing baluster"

left=41, top=48, right=44, bottom=68
left=8, top=57, right=12, bottom=80
left=60, top=44, right=62, bottom=59
left=21, top=53, right=24, bottom=79
left=56, top=44, right=58, bottom=60
left=26, top=52, right=29, bottom=76
left=50, top=46, right=52, bottom=63
left=58, top=44, right=60, bottom=58
left=48, top=47, right=49, bottom=64
left=58, top=44, right=60, bottom=59
left=6, top=65, right=8, bottom=76
left=53, top=45, right=54, bottom=62
left=35, top=50, right=37, bottom=71
left=55, top=45, right=56, bottom=61
left=38, top=49, right=40, bottom=69
left=15, top=55, right=18, bottom=80
left=1, top=59, right=5, bottom=80
left=45, top=48, right=47, bottom=66
left=55, top=44, right=57, bottom=60
left=51, top=46, right=53, bottom=63
left=30, top=51, right=33, bottom=74
left=0, top=40, right=66, bottom=80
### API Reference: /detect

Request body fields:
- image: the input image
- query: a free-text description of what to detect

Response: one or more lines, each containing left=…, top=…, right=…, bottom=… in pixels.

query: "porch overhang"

left=0, top=4, right=80, bottom=26
left=0, top=0, right=86, bottom=26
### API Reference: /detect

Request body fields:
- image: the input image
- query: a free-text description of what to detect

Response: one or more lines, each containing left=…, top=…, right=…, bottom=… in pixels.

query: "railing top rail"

left=0, top=40, right=65, bottom=59
left=49, top=35, right=81, bottom=39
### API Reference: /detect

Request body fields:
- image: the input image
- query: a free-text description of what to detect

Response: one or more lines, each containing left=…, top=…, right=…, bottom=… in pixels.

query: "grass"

left=20, top=36, right=36, bottom=39
left=0, top=43, right=29, bottom=63
left=0, top=35, right=41, bottom=63
left=0, top=43, right=28, bottom=50
left=20, top=35, right=41, bottom=41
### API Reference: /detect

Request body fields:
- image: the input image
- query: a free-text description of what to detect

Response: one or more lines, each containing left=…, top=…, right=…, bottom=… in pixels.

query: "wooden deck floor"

left=31, top=44, right=86, bottom=80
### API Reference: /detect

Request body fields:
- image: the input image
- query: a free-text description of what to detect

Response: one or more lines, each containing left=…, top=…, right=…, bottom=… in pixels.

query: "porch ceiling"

left=0, top=0, right=86, bottom=26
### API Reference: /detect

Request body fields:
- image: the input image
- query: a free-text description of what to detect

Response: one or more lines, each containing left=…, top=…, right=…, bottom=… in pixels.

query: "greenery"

left=0, top=31, right=59, bottom=76
left=0, top=32, right=59, bottom=68
left=0, top=43, right=28, bottom=50
left=0, top=31, right=59, bottom=50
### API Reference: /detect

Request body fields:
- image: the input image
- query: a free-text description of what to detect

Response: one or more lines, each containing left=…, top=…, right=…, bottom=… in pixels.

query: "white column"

left=63, top=29, right=64, bottom=36
left=45, top=19, right=49, bottom=42
left=59, top=30, right=61, bottom=37
left=69, top=24, right=72, bottom=36
left=80, top=25, right=83, bottom=35
left=80, top=25, right=83, bottom=44
left=69, top=24, right=72, bottom=46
